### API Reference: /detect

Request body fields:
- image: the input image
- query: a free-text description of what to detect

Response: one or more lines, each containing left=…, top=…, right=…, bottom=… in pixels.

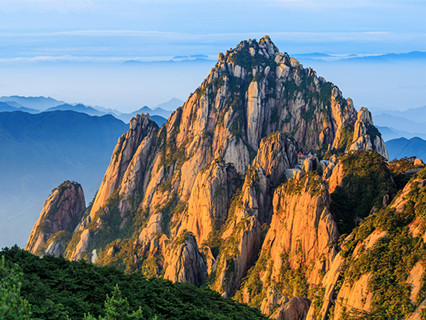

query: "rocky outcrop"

left=235, top=170, right=339, bottom=316
left=307, top=172, right=426, bottom=320
left=164, top=233, right=207, bottom=286
left=270, top=297, right=310, bottom=320
left=212, top=132, right=299, bottom=296
left=27, top=36, right=397, bottom=319
left=349, top=108, right=388, bottom=160
left=26, top=181, right=85, bottom=256
left=89, top=114, right=158, bottom=218
left=178, top=160, right=240, bottom=246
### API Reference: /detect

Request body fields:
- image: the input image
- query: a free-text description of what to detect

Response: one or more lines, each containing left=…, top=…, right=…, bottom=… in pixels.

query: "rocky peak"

left=356, top=107, right=373, bottom=124
left=26, top=36, right=396, bottom=320
left=350, top=107, right=388, bottom=159
left=190, top=36, right=387, bottom=161
left=89, top=113, right=159, bottom=217
left=235, top=36, right=279, bottom=61
left=26, top=181, right=85, bottom=256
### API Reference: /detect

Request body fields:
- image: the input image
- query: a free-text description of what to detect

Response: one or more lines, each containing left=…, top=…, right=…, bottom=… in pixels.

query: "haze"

left=0, top=0, right=425, bottom=111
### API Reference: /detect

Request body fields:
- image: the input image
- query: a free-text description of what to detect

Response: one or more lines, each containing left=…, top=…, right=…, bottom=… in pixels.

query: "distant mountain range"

left=46, top=103, right=105, bottom=116
left=293, top=51, right=426, bottom=63
left=0, top=101, right=38, bottom=113
left=154, top=97, right=184, bottom=111
left=0, top=95, right=184, bottom=125
left=122, top=55, right=211, bottom=64
left=116, top=106, right=172, bottom=123
left=0, top=110, right=128, bottom=248
left=372, top=106, right=426, bottom=141
left=344, top=51, right=426, bottom=63
left=0, top=96, right=183, bottom=247
left=0, top=96, right=64, bottom=110
left=386, top=137, right=426, bottom=161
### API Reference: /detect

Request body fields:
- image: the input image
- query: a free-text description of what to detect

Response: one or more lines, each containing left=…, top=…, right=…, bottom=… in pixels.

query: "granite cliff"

left=25, top=37, right=422, bottom=320
left=26, top=181, right=85, bottom=257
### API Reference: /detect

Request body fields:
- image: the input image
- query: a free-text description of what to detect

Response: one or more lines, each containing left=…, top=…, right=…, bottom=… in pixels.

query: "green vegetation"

left=236, top=248, right=309, bottom=311
left=319, top=82, right=333, bottom=105
left=0, top=256, right=32, bottom=319
left=366, top=123, right=382, bottom=141
left=86, top=191, right=126, bottom=251
left=84, top=285, right=145, bottom=320
left=174, top=230, right=193, bottom=248
left=336, top=168, right=426, bottom=319
left=283, top=80, right=297, bottom=100
left=283, top=171, right=323, bottom=197
left=158, top=193, right=186, bottom=236
left=308, top=285, right=325, bottom=320
left=157, top=126, right=187, bottom=170
left=202, top=220, right=222, bottom=259
left=0, top=247, right=268, bottom=320
left=330, top=150, right=395, bottom=234
left=235, top=249, right=272, bottom=308
left=389, top=157, right=424, bottom=190
left=276, top=251, right=308, bottom=298
left=389, top=156, right=420, bottom=174
left=228, top=41, right=276, bottom=71
left=336, top=125, right=354, bottom=153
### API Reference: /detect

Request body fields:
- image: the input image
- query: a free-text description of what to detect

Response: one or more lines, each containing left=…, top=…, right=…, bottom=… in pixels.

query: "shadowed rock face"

left=26, top=181, right=85, bottom=256
left=305, top=174, right=426, bottom=320
left=350, top=107, right=389, bottom=160
left=26, top=36, right=399, bottom=320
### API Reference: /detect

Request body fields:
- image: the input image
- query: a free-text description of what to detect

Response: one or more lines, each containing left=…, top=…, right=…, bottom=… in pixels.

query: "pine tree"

left=0, top=256, right=31, bottom=320
left=85, top=285, right=145, bottom=320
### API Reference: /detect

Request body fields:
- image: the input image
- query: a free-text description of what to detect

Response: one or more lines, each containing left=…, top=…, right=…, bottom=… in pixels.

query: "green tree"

left=85, top=285, right=145, bottom=320
left=0, top=256, right=31, bottom=319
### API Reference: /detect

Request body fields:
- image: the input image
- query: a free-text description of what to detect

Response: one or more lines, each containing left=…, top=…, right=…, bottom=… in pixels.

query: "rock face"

left=211, top=132, right=299, bottom=297
left=89, top=113, right=159, bottom=218
left=26, top=181, right=85, bottom=256
left=164, top=233, right=207, bottom=286
left=235, top=170, right=339, bottom=316
left=350, top=107, right=389, bottom=160
left=26, top=36, right=400, bottom=319
left=306, top=172, right=426, bottom=320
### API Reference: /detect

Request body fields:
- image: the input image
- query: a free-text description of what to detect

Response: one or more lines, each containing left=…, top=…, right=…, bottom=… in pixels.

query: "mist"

left=0, top=57, right=424, bottom=113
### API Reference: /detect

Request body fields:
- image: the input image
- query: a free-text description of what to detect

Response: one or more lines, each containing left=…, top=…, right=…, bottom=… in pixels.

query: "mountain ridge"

left=0, top=110, right=128, bottom=247
left=25, top=36, right=421, bottom=320
left=386, top=136, right=426, bottom=161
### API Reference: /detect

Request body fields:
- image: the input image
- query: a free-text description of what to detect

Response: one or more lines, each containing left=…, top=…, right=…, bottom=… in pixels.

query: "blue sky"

left=0, top=0, right=425, bottom=111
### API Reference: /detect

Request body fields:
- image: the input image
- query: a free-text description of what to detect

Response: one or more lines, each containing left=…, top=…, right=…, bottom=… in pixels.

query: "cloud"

left=0, top=29, right=421, bottom=42
left=0, top=29, right=423, bottom=58
left=0, top=54, right=215, bottom=64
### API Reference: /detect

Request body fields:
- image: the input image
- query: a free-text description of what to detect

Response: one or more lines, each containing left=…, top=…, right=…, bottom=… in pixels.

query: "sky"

left=0, top=0, right=425, bottom=111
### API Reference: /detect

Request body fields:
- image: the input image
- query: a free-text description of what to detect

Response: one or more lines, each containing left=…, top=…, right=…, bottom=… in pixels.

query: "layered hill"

left=0, top=111, right=127, bottom=247
left=386, top=137, right=426, bottom=161
left=25, top=37, right=414, bottom=319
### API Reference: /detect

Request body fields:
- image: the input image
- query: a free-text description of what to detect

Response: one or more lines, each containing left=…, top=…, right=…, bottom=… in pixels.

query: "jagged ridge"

left=26, top=36, right=397, bottom=319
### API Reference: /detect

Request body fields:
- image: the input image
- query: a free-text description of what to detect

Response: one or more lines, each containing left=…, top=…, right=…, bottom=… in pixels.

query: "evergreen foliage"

left=0, top=256, right=32, bottom=320
left=337, top=168, right=426, bottom=319
left=330, top=150, right=395, bottom=234
left=0, top=247, right=267, bottom=320
left=84, top=285, right=145, bottom=320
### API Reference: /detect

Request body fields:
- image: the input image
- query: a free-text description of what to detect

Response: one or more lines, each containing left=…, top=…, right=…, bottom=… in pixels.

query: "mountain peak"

left=27, top=36, right=392, bottom=318
left=219, top=35, right=281, bottom=68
